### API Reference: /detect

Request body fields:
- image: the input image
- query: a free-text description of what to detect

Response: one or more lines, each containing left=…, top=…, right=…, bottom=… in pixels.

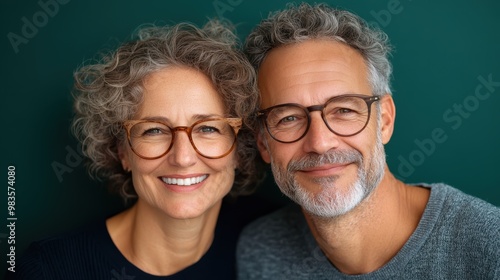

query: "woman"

left=12, top=20, right=264, bottom=279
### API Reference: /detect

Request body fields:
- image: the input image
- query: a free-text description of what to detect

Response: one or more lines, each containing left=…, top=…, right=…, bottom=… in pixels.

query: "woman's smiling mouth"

left=161, top=175, right=208, bottom=186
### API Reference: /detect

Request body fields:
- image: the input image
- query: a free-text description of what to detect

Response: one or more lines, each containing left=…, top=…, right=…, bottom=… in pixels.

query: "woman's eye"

left=199, top=126, right=219, bottom=133
left=143, top=128, right=164, bottom=136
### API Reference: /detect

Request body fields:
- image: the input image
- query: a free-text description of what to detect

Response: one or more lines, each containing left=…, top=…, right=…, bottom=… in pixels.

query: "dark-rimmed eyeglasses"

left=257, top=94, right=380, bottom=143
left=123, top=118, right=242, bottom=159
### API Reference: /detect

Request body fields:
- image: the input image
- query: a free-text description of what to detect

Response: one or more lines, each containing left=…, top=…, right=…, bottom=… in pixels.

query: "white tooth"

left=162, top=175, right=207, bottom=186
left=201, top=175, right=208, bottom=182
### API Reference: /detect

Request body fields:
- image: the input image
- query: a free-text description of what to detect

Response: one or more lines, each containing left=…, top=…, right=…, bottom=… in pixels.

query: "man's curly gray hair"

left=245, top=3, right=393, bottom=96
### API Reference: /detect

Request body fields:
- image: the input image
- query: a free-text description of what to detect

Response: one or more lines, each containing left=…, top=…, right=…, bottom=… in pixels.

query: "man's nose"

left=301, top=112, right=341, bottom=154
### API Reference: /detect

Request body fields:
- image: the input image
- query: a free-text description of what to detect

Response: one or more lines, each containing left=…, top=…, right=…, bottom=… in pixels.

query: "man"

left=237, top=3, right=500, bottom=279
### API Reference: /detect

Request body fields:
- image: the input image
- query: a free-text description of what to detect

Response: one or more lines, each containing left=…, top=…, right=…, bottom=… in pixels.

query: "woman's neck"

left=106, top=199, right=221, bottom=276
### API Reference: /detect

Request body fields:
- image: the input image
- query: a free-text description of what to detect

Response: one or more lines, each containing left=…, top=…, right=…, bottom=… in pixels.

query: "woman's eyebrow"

left=138, top=114, right=225, bottom=124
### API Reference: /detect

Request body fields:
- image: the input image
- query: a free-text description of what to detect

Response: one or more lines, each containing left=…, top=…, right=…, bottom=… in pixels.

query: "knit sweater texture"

left=237, top=183, right=500, bottom=279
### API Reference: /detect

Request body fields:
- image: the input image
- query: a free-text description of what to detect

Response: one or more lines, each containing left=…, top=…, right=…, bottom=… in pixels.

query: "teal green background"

left=1, top=0, right=499, bottom=273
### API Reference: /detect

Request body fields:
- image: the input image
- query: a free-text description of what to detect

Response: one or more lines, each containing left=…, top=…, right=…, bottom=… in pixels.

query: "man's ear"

left=380, top=94, right=396, bottom=144
left=257, top=132, right=271, bottom=163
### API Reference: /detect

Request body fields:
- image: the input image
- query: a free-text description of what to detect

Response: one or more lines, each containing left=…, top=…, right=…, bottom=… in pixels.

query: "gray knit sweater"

left=237, top=183, right=500, bottom=279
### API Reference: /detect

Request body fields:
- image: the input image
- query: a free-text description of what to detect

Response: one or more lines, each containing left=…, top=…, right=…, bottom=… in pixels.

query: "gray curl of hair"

left=72, top=20, right=262, bottom=201
left=245, top=3, right=393, bottom=96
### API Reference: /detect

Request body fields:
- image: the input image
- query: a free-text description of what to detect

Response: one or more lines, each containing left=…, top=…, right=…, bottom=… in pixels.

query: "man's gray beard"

left=271, top=132, right=386, bottom=218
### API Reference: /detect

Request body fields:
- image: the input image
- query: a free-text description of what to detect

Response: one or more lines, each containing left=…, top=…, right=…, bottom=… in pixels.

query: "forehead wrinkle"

left=270, top=58, right=352, bottom=74
left=260, top=57, right=361, bottom=95
left=258, top=39, right=370, bottom=107
left=264, top=69, right=353, bottom=98
left=289, top=71, right=351, bottom=84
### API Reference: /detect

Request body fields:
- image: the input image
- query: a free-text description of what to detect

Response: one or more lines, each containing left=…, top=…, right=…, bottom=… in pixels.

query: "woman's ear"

left=257, top=132, right=271, bottom=163
left=118, top=143, right=131, bottom=172
left=380, top=94, right=396, bottom=144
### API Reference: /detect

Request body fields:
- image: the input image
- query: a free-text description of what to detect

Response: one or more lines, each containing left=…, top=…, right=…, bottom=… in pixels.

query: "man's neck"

left=303, top=168, right=430, bottom=275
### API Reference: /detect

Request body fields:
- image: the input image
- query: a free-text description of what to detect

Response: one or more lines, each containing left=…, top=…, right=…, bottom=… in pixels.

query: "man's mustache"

left=287, top=149, right=363, bottom=173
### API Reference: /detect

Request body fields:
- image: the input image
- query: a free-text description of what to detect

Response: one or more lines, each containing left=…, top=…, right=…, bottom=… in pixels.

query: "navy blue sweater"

left=7, top=196, right=279, bottom=280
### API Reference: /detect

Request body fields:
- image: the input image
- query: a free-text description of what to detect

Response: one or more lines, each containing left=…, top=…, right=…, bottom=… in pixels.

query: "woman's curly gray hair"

left=72, top=20, right=261, bottom=201
left=245, top=3, right=393, bottom=96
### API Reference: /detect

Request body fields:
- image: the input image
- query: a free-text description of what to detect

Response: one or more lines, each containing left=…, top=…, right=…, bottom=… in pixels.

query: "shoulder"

left=29, top=220, right=106, bottom=252
left=418, top=183, right=500, bottom=276
left=428, top=183, right=500, bottom=230
left=219, top=194, right=283, bottom=232
left=239, top=203, right=304, bottom=242
left=216, top=194, right=283, bottom=246
left=237, top=203, right=312, bottom=262
left=435, top=184, right=500, bottom=251
left=236, top=204, right=335, bottom=279
left=9, top=221, right=108, bottom=279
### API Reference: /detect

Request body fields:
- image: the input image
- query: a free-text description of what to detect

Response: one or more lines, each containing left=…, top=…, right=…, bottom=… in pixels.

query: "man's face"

left=257, top=39, right=394, bottom=217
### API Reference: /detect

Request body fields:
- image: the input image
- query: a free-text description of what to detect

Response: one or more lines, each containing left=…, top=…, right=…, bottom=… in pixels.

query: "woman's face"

left=120, top=67, right=237, bottom=220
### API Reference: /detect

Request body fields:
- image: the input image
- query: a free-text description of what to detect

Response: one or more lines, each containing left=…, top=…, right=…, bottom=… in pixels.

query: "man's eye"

left=272, top=115, right=306, bottom=129
left=337, top=108, right=355, bottom=114
left=279, top=116, right=298, bottom=123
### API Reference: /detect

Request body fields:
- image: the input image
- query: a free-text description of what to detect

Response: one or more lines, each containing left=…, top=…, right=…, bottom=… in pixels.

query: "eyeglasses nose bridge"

left=305, top=103, right=329, bottom=125
left=171, top=126, right=191, bottom=134
left=169, top=126, right=194, bottom=147
left=305, top=104, right=325, bottom=113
